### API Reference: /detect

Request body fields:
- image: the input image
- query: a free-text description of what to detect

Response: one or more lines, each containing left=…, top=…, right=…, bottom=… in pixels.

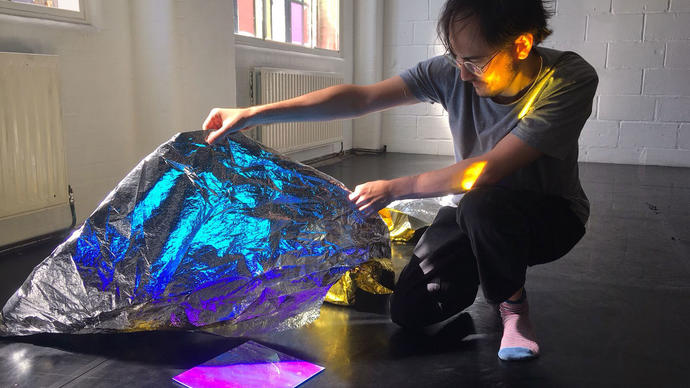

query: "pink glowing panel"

left=172, top=341, right=324, bottom=388
left=291, top=2, right=304, bottom=44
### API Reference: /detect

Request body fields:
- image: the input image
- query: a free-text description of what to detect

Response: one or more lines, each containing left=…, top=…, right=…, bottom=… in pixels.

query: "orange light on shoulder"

left=461, top=161, right=487, bottom=191
left=518, top=85, right=539, bottom=119
left=518, top=68, right=555, bottom=119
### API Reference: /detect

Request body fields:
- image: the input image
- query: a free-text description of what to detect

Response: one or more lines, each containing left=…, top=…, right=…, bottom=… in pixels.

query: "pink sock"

left=498, top=295, right=540, bottom=361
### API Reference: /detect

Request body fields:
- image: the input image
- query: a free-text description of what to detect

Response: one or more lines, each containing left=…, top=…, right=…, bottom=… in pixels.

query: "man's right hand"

left=202, top=107, right=255, bottom=145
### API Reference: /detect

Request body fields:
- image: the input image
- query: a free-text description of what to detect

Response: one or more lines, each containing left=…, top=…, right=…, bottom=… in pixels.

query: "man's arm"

left=203, top=76, right=419, bottom=144
left=349, top=133, right=543, bottom=216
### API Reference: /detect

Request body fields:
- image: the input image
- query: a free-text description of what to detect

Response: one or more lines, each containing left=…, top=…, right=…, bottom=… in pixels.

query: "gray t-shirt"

left=400, top=47, right=598, bottom=224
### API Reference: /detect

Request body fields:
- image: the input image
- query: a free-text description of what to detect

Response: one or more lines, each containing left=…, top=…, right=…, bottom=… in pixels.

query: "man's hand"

left=348, top=180, right=394, bottom=218
left=202, top=107, right=255, bottom=144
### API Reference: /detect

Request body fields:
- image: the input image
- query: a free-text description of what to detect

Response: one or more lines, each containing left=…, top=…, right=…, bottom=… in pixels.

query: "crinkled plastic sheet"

left=387, top=195, right=459, bottom=225
left=172, top=340, right=324, bottom=387
left=0, top=131, right=390, bottom=337
left=323, top=195, right=459, bottom=306
left=379, top=195, right=459, bottom=243
left=324, top=257, right=394, bottom=306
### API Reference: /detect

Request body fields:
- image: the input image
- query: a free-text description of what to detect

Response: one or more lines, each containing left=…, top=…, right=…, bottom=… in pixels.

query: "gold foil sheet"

left=324, top=196, right=457, bottom=306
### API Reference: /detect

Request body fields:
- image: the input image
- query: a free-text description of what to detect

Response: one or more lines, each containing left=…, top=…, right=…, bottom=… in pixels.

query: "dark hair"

left=437, top=0, right=553, bottom=55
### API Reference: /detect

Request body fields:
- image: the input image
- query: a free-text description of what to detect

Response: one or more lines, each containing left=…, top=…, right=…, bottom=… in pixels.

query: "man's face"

left=448, top=15, right=518, bottom=98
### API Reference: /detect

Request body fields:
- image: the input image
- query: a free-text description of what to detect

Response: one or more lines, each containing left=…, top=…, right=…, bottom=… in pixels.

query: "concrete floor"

left=1, top=153, right=689, bottom=387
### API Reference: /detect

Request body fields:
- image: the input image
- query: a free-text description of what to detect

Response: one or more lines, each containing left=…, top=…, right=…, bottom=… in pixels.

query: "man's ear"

left=514, top=33, right=534, bottom=60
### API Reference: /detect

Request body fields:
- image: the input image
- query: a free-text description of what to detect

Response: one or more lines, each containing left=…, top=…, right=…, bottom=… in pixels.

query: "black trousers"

left=390, top=186, right=585, bottom=329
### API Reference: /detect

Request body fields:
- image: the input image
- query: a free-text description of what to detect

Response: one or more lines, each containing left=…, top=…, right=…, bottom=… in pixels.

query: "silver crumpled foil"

left=386, top=195, right=459, bottom=225
left=0, top=131, right=390, bottom=337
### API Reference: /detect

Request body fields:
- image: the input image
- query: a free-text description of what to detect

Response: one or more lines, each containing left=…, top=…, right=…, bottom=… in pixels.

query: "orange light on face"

left=477, top=52, right=510, bottom=92
left=461, top=161, right=487, bottom=191
left=482, top=70, right=499, bottom=85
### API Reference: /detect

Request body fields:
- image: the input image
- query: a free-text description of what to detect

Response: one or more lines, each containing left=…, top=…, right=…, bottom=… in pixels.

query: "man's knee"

left=389, top=281, right=478, bottom=330
left=389, top=290, right=424, bottom=329
left=390, top=284, right=448, bottom=330
left=457, top=186, right=505, bottom=229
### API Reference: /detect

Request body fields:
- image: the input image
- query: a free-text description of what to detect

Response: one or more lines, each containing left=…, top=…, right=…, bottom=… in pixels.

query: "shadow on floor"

left=2, top=331, right=245, bottom=368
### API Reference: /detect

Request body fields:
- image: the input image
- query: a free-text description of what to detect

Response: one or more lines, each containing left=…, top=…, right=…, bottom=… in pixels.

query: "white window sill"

left=235, top=35, right=342, bottom=59
left=0, top=0, right=87, bottom=24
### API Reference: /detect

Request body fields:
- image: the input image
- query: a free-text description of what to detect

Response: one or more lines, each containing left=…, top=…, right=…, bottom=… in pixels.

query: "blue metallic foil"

left=0, top=131, right=390, bottom=336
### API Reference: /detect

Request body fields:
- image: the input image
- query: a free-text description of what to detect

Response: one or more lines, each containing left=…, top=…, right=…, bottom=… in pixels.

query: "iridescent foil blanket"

left=0, top=131, right=390, bottom=337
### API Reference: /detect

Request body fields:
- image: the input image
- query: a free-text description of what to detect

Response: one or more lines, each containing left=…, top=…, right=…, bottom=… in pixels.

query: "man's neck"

left=492, top=52, right=542, bottom=105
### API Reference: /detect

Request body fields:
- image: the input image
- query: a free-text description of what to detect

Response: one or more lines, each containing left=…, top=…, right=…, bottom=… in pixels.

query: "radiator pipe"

left=68, top=185, right=76, bottom=229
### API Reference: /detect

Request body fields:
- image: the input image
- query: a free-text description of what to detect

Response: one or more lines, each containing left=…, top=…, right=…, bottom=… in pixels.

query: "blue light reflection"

left=35, top=131, right=390, bottom=335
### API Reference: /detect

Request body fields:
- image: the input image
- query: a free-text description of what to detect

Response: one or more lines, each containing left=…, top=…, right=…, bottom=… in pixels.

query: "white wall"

left=0, top=0, right=237, bottom=224
left=352, top=0, right=384, bottom=150
left=0, top=1, right=137, bottom=224
left=129, top=0, right=237, bottom=158
left=380, top=0, right=453, bottom=155
left=380, top=0, right=690, bottom=167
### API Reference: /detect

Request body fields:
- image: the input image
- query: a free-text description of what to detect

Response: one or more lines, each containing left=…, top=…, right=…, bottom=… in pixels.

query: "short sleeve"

left=511, top=53, right=598, bottom=160
left=399, top=56, right=456, bottom=105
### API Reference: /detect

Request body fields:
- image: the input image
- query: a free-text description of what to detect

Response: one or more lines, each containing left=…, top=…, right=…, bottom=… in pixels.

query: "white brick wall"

left=619, top=122, right=678, bottom=148
left=645, top=13, right=690, bottom=40
left=679, top=124, right=690, bottom=149
left=671, top=0, right=690, bottom=12
left=607, top=42, right=665, bottom=68
left=579, top=120, right=619, bottom=147
left=611, top=0, right=668, bottom=13
left=587, top=14, right=643, bottom=41
left=382, top=0, right=690, bottom=167
left=382, top=0, right=454, bottom=155
left=657, top=97, right=690, bottom=121
left=598, top=95, right=656, bottom=121
left=596, top=69, right=643, bottom=94
left=666, top=40, right=690, bottom=67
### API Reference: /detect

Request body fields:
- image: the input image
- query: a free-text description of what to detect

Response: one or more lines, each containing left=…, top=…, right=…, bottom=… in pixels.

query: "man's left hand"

left=348, top=180, right=394, bottom=218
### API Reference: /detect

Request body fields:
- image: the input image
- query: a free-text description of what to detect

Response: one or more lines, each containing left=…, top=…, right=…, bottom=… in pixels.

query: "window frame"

left=0, top=0, right=88, bottom=24
left=234, top=0, right=342, bottom=57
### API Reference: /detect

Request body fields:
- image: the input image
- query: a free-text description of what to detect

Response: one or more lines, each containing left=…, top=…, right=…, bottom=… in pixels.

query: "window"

left=234, top=0, right=340, bottom=51
left=10, top=0, right=79, bottom=11
left=0, top=0, right=86, bottom=23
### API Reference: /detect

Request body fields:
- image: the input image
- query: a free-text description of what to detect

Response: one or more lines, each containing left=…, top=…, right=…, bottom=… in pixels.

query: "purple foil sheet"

left=172, top=340, right=324, bottom=388
left=0, top=131, right=390, bottom=336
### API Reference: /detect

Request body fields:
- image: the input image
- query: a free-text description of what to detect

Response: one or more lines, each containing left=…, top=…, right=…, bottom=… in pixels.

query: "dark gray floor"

left=1, top=153, right=689, bottom=387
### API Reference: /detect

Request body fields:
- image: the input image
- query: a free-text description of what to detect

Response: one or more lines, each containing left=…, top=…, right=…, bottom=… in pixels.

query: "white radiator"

left=251, top=67, right=344, bottom=153
left=0, top=52, right=71, bottom=247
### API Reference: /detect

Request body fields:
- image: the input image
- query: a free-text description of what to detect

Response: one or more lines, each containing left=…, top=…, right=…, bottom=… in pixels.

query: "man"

left=203, top=0, right=597, bottom=361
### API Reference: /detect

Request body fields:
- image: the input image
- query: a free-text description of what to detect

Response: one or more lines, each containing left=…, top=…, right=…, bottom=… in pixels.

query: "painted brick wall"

left=381, top=0, right=690, bottom=167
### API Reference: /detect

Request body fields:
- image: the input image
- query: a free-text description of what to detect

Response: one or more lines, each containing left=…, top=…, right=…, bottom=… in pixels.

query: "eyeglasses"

left=444, top=50, right=501, bottom=76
